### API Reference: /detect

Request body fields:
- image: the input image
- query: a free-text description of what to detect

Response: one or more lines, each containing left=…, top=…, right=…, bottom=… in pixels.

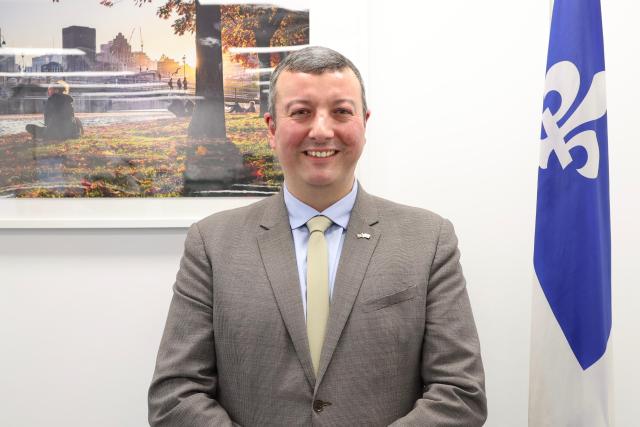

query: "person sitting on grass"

left=26, top=82, right=83, bottom=141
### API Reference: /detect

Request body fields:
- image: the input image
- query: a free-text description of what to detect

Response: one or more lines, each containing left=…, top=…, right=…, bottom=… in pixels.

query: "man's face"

left=264, top=69, right=370, bottom=201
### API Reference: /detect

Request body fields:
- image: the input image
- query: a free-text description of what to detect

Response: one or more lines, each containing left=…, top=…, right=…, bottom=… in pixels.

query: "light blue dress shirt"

left=283, top=181, right=358, bottom=319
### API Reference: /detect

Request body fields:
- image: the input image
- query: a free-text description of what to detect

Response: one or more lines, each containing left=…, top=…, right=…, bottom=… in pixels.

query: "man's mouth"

left=304, top=150, right=337, bottom=158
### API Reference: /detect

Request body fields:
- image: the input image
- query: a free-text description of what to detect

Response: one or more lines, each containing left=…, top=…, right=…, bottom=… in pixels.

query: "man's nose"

left=308, top=113, right=334, bottom=141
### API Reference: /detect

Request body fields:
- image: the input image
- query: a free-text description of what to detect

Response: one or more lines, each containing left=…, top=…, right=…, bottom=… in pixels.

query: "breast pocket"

left=361, top=283, right=418, bottom=313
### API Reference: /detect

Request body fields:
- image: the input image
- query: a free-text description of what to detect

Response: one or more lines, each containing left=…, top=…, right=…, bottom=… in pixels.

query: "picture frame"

left=0, top=0, right=369, bottom=228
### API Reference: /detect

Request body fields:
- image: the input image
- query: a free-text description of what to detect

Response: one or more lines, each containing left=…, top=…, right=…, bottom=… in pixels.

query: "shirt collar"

left=283, top=181, right=358, bottom=230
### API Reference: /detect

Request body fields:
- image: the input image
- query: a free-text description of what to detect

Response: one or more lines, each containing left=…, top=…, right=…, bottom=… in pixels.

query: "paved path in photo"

left=0, top=110, right=175, bottom=136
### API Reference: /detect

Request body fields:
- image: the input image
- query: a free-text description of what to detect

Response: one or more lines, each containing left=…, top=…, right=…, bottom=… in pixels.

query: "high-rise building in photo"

left=62, top=26, right=96, bottom=71
left=109, top=32, right=133, bottom=70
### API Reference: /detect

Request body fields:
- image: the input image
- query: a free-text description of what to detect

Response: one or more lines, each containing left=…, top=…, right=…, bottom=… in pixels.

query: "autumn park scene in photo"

left=0, top=0, right=309, bottom=197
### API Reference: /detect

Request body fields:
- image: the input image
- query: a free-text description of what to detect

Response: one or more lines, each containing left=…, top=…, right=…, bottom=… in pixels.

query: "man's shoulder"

left=193, top=193, right=277, bottom=233
left=363, top=192, right=459, bottom=254
left=365, top=192, right=446, bottom=227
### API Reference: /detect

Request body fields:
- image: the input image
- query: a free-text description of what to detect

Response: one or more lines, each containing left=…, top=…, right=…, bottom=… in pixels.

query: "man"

left=25, top=82, right=83, bottom=141
left=149, top=46, right=487, bottom=426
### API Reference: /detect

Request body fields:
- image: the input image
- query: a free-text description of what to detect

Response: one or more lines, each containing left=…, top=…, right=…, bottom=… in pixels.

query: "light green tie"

left=306, top=215, right=333, bottom=376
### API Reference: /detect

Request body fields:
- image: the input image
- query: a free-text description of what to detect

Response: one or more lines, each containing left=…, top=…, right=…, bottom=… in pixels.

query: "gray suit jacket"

left=149, top=188, right=487, bottom=426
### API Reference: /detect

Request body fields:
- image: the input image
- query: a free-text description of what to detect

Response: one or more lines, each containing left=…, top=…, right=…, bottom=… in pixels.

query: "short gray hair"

left=268, top=46, right=368, bottom=122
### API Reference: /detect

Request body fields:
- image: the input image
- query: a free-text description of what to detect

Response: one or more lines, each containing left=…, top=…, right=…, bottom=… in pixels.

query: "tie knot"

left=306, top=215, right=332, bottom=234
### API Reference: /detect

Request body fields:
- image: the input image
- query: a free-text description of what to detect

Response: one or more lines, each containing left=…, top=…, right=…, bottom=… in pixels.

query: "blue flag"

left=529, top=0, right=612, bottom=425
left=535, top=0, right=611, bottom=370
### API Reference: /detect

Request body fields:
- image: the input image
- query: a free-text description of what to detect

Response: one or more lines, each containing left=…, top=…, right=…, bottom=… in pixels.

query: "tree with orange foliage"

left=101, top=2, right=308, bottom=114
left=221, top=5, right=309, bottom=113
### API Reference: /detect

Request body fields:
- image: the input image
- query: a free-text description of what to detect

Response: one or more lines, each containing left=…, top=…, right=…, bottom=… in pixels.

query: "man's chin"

left=303, top=175, right=339, bottom=189
left=301, top=176, right=356, bottom=195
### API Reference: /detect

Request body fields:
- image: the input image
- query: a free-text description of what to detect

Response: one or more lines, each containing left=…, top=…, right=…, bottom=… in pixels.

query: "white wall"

left=0, top=229, right=184, bottom=426
left=1, top=1, right=638, bottom=426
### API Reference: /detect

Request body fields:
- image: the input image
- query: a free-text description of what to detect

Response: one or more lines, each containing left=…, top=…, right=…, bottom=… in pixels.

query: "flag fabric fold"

left=529, top=0, right=612, bottom=425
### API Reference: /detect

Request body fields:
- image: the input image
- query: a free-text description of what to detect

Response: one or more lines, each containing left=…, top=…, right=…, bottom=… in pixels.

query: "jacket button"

left=313, top=399, right=331, bottom=413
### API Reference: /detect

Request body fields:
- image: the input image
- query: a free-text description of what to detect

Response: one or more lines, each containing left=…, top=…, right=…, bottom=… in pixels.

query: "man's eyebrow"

left=283, top=99, right=358, bottom=111
left=333, top=99, right=357, bottom=109
left=284, top=99, right=311, bottom=111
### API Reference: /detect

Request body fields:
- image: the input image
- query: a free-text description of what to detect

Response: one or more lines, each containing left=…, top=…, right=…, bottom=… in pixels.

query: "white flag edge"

left=529, top=273, right=614, bottom=427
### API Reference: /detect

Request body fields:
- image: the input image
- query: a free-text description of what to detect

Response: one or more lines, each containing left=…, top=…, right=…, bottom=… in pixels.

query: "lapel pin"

left=356, top=233, right=371, bottom=239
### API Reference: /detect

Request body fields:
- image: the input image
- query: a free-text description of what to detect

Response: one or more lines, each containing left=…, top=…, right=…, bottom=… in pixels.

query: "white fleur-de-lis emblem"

left=540, top=61, right=606, bottom=179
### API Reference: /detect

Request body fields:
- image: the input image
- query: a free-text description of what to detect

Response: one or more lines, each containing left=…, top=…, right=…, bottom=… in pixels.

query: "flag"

left=529, top=0, right=612, bottom=425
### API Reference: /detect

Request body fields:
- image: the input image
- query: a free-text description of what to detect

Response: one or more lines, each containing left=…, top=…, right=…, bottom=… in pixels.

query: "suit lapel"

left=316, top=188, right=380, bottom=387
left=256, top=192, right=315, bottom=388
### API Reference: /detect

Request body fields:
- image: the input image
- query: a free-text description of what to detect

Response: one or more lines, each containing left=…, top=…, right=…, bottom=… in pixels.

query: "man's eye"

left=335, top=108, right=353, bottom=115
left=290, top=109, right=309, bottom=117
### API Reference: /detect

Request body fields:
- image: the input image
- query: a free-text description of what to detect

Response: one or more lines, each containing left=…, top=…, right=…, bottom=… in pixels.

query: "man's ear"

left=364, top=110, right=371, bottom=127
left=264, top=113, right=276, bottom=149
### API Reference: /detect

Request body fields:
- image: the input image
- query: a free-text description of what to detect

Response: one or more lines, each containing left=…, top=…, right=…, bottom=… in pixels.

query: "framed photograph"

left=0, top=0, right=369, bottom=227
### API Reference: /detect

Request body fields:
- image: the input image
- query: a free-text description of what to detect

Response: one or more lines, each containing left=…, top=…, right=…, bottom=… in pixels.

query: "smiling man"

left=149, top=46, right=487, bottom=426
left=264, top=63, right=369, bottom=212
